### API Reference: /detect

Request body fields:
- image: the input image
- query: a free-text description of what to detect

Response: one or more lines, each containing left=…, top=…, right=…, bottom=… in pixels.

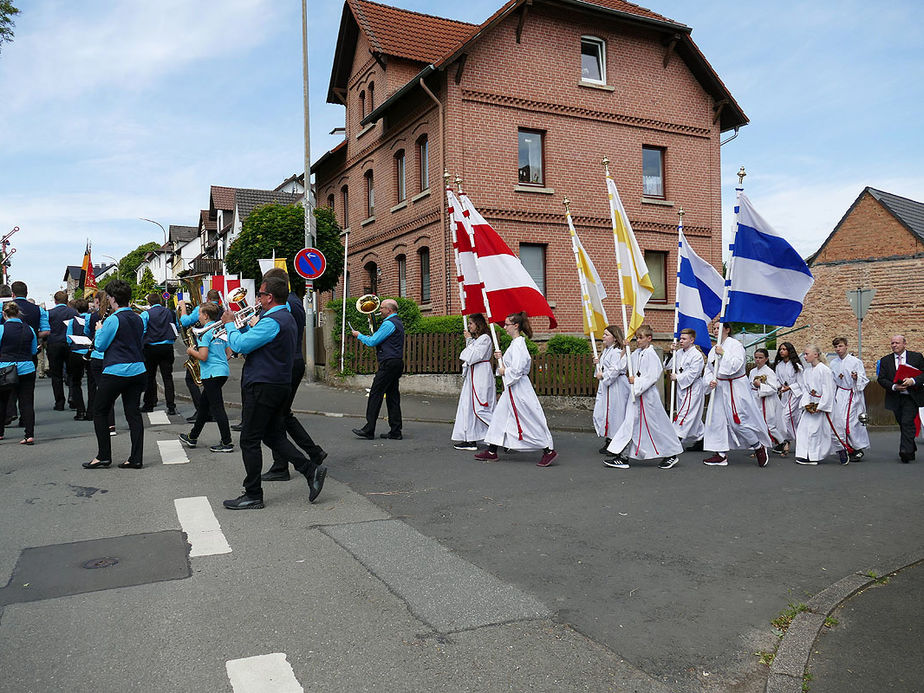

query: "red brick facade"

left=314, top=0, right=745, bottom=337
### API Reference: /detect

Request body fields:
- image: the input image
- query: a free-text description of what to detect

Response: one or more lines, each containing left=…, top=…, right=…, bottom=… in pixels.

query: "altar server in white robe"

left=604, top=324, right=683, bottom=469
left=773, top=342, right=804, bottom=455
left=829, top=336, right=870, bottom=460
left=750, top=348, right=786, bottom=448
left=795, top=344, right=850, bottom=465
left=592, top=325, right=629, bottom=454
left=451, top=314, right=496, bottom=451
left=702, top=322, right=772, bottom=467
left=475, top=312, right=557, bottom=467
left=666, top=328, right=706, bottom=450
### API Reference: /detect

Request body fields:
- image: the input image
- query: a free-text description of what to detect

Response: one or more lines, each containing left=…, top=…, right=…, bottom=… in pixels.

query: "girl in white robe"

left=795, top=344, right=850, bottom=465
left=475, top=312, right=557, bottom=467
left=773, top=342, right=805, bottom=455
left=451, top=313, right=496, bottom=450
left=592, top=325, right=629, bottom=453
left=750, top=348, right=785, bottom=449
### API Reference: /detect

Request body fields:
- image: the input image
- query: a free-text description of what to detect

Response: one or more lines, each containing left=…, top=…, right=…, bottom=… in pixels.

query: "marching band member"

left=666, top=328, right=705, bottom=451
left=750, top=348, right=785, bottom=451
left=604, top=324, right=682, bottom=469
left=0, top=300, right=38, bottom=444
left=178, top=289, right=222, bottom=423
left=46, top=291, right=78, bottom=411
left=85, top=292, right=116, bottom=435
left=702, top=322, right=772, bottom=467
left=475, top=312, right=557, bottom=467
left=65, top=298, right=92, bottom=420
left=451, top=313, right=495, bottom=451
left=772, top=342, right=804, bottom=456
left=592, top=325, right=629, bottom=454
left=829, top=337, right=870, bottom=460
left=795, top=344, right=849, bottom=465
left=140, top=292, right=178, bottom=416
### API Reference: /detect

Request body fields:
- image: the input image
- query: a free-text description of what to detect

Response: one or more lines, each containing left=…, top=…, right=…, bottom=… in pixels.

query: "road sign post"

left=846, top=287, right=875, bottom=358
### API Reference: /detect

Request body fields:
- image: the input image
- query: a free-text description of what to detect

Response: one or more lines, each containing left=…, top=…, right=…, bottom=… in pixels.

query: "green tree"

left=0, top=1, right=19, bottom=55
left=225, top=203, right=343, bottom=296
left=137, top=267, right=156, bottom=301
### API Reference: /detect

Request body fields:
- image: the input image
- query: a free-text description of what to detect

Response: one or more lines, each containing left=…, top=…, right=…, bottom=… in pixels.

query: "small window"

left=326, top=194, right=334, bottom=211
left=364, top=261, right=378, bottom=296
left=359, top=90, right=366, bottom=119
left=368, top=82, right=375, bottom=111
left=341, top=185, right=349, bottom=228
left=643, top=146, right=665, bottom=198
left=645, top=250, right=667, bottom=302
left=417, top=135, right=429, bottom=191
left=518, top=129, right=544, bottom=185
left=581, top=36, right=606, bottom=84
left=519, top=243, right=546, bottom=294
left=365, top=170, right=375, bottom=218
left=419, top=247, right=431, bottom=303
left=395, top=150, right=406, bottom=202
left=397, top=255, right=407, bottom=298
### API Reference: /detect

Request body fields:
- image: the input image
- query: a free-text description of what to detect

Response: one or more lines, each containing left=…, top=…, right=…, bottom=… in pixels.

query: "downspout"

left=418, top=74, right=448, bottom=312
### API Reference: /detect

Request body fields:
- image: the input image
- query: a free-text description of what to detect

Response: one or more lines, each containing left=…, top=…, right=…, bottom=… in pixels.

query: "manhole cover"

left=82, top=557, right=119, bottom=569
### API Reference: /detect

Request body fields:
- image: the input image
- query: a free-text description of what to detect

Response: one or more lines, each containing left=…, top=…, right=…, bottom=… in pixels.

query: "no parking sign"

left=294, top=247, right=326, bottom=281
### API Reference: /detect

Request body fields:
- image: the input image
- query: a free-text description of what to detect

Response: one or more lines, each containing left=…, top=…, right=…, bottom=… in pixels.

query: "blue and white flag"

left=723, top=194, right=814, bottom=327
left=676, top=231, right=724, bottom=351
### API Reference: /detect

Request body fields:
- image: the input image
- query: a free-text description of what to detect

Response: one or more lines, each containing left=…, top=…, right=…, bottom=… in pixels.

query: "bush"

left=413, top=315, right=469, bottom=334
left=496, top=329, right=539, bottom=356
left=546, top=334, right=592, bottom=355
left=326, top=296, right=421, bottom=344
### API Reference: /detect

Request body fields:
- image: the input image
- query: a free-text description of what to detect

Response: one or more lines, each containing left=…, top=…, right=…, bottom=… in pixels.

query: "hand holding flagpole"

left=669, top=206, right=684, bottom=420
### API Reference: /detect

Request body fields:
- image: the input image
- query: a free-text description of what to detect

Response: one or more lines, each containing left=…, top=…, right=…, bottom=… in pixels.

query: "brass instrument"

left=130, top=302, right=151, bottom=314
left=191, top=304, right=261, bottom=342
left=228, top=287, right=249, bottom=310
left=355, top=293, right=380, bottom=332
left=179, top=275, right=206, bottom=386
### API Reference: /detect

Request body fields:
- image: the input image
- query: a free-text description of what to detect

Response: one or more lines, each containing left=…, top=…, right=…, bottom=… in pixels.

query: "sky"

left=1, top=0, right=922, bottom=305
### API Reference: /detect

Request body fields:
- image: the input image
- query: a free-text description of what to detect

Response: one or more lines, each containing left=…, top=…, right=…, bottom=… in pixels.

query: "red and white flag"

left=453, top=191, right=557, bottom=328
left=447, top=189, right=486, bottom=315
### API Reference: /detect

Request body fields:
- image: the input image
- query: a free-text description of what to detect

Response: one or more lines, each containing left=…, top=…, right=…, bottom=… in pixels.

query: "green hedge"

left=415, top=314, right=469, bottom=334
left=545, top=334, right=592, bottom=355
left=496, top=330, right=539, bottom=356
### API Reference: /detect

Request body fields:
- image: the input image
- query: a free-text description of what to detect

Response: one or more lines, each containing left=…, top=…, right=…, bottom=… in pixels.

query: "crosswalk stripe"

left=226, top=653, right=302, bottom=692
left=158, top=439, right=189, bottom=465
left=147, top=410, right=170, bottom=425
left=174, top=497, right=232, bottom=557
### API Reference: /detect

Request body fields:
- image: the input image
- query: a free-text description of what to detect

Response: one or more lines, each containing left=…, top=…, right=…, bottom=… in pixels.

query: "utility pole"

left=302, top=0, right=317, bottom=381
left=140, top=218, right=170, bottom=288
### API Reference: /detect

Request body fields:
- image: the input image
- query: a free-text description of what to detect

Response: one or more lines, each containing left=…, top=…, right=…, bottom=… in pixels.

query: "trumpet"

left=191, top=304, right=262, bottom=341
left=355, top=293, right=380, bottom=332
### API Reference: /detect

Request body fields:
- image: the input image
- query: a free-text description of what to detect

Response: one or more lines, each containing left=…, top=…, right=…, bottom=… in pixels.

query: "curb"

left=765, top=552, right=924, bottom=692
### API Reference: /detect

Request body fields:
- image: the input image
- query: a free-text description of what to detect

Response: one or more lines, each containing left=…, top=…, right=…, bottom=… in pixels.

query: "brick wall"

left=815, top=191, right=924, bottom=263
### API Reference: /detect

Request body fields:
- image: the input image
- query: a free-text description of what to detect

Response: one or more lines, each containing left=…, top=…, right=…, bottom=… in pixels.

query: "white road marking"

left=226, top=653, right=302, bottom=692
left=147, top=410, right=170, bottom=425
left=158, top=439, right=188, bottom=465
left=174, top=497, right=232, bottom=557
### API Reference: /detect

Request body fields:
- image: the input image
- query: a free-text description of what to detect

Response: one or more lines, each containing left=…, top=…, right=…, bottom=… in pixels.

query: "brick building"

left=313, top=0, right=746, bottom=336
left=800, top=187, right=924, bottom=371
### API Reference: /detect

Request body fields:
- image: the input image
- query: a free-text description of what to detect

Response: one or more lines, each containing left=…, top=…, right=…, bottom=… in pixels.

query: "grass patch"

left=823, top=616, right=839, bottom=628
left=771, top=601, right=808, bottom=633
left=754, top=650, right=775, bottom=667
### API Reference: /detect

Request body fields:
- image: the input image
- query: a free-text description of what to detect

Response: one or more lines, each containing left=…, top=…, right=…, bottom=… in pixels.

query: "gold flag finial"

left=454, top=174, right=463, bottom=194
left=737, top=166, right=747, bottom=185
left=602, top=156, right=610, bottom=175
left=443, top=169, right=450, bottom=186
left=678, top=206, right=685, bottom=220
left=562, top=196, right=571, bottom=213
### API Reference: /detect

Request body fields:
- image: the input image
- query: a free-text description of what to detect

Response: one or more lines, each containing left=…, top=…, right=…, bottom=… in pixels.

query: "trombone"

left=191, top=304, right=261, bottom=342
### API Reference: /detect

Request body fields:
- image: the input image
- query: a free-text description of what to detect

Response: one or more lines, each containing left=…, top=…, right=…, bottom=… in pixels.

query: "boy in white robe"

left=829, top=337, right=870, bottom=460
left=451, top=314, right=496, bottom=450
left=795, top=344, right=850, bottom=465
left=665, top=328, right=706, bottom=450
left=592, top=325, right=629, bottom=454
left=605, top=324, right=683, bottom=469
left=702, top=322, right=772, bottom=467
left=750, top=348, right=786, bottom=448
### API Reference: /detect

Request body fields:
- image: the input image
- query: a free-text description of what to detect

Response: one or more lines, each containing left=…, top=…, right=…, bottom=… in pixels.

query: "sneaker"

left=453, top=441, right=478, bottom=451
left=838, top=450, right=849, bottom=465
left=755, top=446, right=769, bottom=468
left=702, top=454, right=728, bottom=466
left=178, top=433, right=198, bottom=448
left=684, top=439, right=704, bottom=452
left=209, top=442, right=234, bottom=453
left=474, top=450, right=498, bottom=461
left=536, top=450, right=558, bottom=467
left=223, top=494, right=264, bottom=510
left=230, top=421, right=244, bottom=432
left=603, top=455, right=630, bottom=469
left=849, top=450, right=864, bottom=461
left=771, top=442, right=787, bottom=455
left=109, top=427, right=118, bottom=437
left=795, top=458, right=818, bottom=466
left=658, top=456, right=678, bottom=469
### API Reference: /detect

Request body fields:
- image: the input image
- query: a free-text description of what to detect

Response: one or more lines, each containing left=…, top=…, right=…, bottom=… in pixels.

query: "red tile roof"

left=210, top=185, right=236, bottom=211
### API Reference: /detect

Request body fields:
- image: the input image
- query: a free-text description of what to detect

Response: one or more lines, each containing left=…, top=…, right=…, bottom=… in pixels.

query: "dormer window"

left=581, top=36, right=606, bottom=84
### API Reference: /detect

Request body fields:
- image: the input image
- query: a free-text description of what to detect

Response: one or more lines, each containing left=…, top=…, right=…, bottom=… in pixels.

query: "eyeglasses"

left=256, top=291, right=270, bottom=297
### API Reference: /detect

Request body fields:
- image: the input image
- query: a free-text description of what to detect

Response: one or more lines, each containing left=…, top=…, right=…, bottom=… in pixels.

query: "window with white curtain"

left=518, top=129, right=544, bottom=185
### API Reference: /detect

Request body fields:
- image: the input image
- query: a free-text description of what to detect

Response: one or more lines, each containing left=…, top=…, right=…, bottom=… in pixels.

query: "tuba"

left=355, top=294, right=380, bottom=332
left=179, top=275, right=206, bottom=386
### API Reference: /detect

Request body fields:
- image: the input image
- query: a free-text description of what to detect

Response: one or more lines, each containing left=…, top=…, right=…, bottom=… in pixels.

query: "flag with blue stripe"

left=724, top=194, right=814, bottom=327
left=676, top=231, right=723, bottom=351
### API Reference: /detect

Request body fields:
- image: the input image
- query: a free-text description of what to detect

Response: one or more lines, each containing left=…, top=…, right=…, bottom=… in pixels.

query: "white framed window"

left=519, top=243, right=546, bottom=294
left=642, top=146, right=665, bottom=198
left=395, top=150, right=406, bottom=202
left=417, top=135, right=429, bottom=191
left=397, top=255, right=407, bottom=297
left=518, top=129, right=544, bottom=185
left=581, top=36, right=606, bottom=84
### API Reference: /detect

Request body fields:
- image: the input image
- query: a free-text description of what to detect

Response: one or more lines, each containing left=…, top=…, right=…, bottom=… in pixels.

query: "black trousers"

left=891, top=396, right=920, bottom=458
left=94, top=373, right=146, bottom=464
left=67, top=351, right=88, bottom=414
left=46, top=342, right=70, bottom=407
left=190, top=376, right=231, bottom=444
left=268, top=359, right=325, bottom=472
left=361, top=358, right=403, bottom=435
left=240, top=382, right=316, bottom=499
left=143, top=343, right=175, bottom=409
left=87, top=359, right=115, bottom=428
left=185, top=369, right=202, bottom=409
left=0, top=370, right=36, bottom=439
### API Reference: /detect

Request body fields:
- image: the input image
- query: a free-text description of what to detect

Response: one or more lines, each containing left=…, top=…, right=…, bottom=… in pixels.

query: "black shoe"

left=53, top=404, right=65, bottom=411
left=178, top=433, right=198, bottom=448
left=352, top=428, right=374, bottom=440
left=223, top=494, right=265, bottom=510
left=74, top=412, right=86, bottom=421
left=231, top=422, right=244, bottom=432
left=307, top=465, right=327, bottom=503
left=598, top=438, right=611, bottom=454
left=312, top=450, right=329, bottom=465
left=140, top=406, right=154, bottom=413
left=166, top=407, right=178, bottom=416
left=685, top=439, right=704, bottom=452
left=379, top=432, right=402, bottom=440
left=261, top=470, right=291, bottom=481
left=900, top=453, right=913, bottom=464
left=82, top=459, right=112, bottom=469
left=186, top=415, right=197, bottom=424
left=117, top=460, right=143, bottom=469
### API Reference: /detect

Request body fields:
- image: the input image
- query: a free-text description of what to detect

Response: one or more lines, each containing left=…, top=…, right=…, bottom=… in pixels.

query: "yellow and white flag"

left=606, top=175, right=653, bottom=338
left=565, top=210, right=608, bottom=336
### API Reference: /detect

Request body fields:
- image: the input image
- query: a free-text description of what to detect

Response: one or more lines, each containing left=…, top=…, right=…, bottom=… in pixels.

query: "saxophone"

left=179, top=275, right=206, bottom=386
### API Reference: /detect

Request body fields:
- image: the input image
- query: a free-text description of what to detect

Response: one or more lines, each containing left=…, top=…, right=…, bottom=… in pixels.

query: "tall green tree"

left=0, top=2, right=20, bottom=55
left=137, top=267, right=156, bottom=301
left=225, top=203, right=343, bottom=296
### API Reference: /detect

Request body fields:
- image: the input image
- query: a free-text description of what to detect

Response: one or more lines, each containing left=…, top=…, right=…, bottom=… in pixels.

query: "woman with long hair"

left=795, top=344, right=849, bottom=465
left=475, top=312, right=557, bottom=467
left=592, top=325, right=629, bottom=454
left=750, top=348, right=785, bottom=452
left=451, top=313, right=496, bottom=451
left=0, top=300, right=38, bottom=444
left=773, top=341, right=804, bottom=456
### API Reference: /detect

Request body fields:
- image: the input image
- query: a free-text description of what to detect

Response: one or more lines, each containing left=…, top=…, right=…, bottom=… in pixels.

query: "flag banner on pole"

left=569, top=222, right=608, bottom=336
left=458, top=192, right=557, bottom=328
left=676, top=231, right=723, bottom=351
left=447, top=189, right=486, bottom=315
left=606, top=176, right=653, bottom=338
left=724, top=193, right=814, bottom=327
left=81, top=242, right=97, bottom=294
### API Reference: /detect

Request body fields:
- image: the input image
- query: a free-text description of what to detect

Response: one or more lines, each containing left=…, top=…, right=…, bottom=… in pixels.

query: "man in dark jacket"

left=878, top=335, right=924, bottom=463
left=46, top=291, right=78, bottom=410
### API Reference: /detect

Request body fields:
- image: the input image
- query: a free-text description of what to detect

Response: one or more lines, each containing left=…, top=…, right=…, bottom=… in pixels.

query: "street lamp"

left=139, top=217, right=170, bottom=287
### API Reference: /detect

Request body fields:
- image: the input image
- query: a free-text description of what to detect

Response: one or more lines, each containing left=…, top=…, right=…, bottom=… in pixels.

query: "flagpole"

left=339, top=228, right=349, bottom=373
left=445, top=170, right=468, bottom=335
left=456, top=176, right=501, bottom=352
left=669, top=206, right=684, bottom=420
left=563, top=198, right=599, bottom=362
left=603, top=157, right=634, bottom=401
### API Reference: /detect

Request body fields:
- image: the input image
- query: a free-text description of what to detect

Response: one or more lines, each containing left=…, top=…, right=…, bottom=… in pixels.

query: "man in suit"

left=351, top=298, right=404, bottom=440
left=140, top=292, right=178, bottom=415
left=46, top=291, right=78, bottom=410
left=877, top=335, right=924, bottom=463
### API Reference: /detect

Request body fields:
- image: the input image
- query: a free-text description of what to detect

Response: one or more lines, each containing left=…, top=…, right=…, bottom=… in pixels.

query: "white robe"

left=829, top=354, right=870, bottom=451
left=608, top=345, right=682, bottom=460
left=775, top=360, right=804, bottom=443
left=666, top=347, right=706, bottom=444
left=750, top=364, right=785, bottom=445
left=703, top=336, right=773, bottom=452
left=451, top=334, right=496, bottom=442
left=592, top=346, right=629, bottom=439
left=484, top=336, right=553, bottom=451
left=795, top=362, right=843, bottom=461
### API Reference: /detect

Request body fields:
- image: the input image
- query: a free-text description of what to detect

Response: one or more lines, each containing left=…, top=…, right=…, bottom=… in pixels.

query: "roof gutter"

left=555, top=0, right=691, bottom=34
left=360, top=64, right=435, bottom=127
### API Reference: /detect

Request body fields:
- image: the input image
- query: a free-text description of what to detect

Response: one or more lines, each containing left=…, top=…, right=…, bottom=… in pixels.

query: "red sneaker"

left=537, top=450, right=558, bottom=467
left=755, top=446, right=769, bottom=467
left=702, top=453, right=728, bottom=466
left=474, top=450, right=498, bottom=461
